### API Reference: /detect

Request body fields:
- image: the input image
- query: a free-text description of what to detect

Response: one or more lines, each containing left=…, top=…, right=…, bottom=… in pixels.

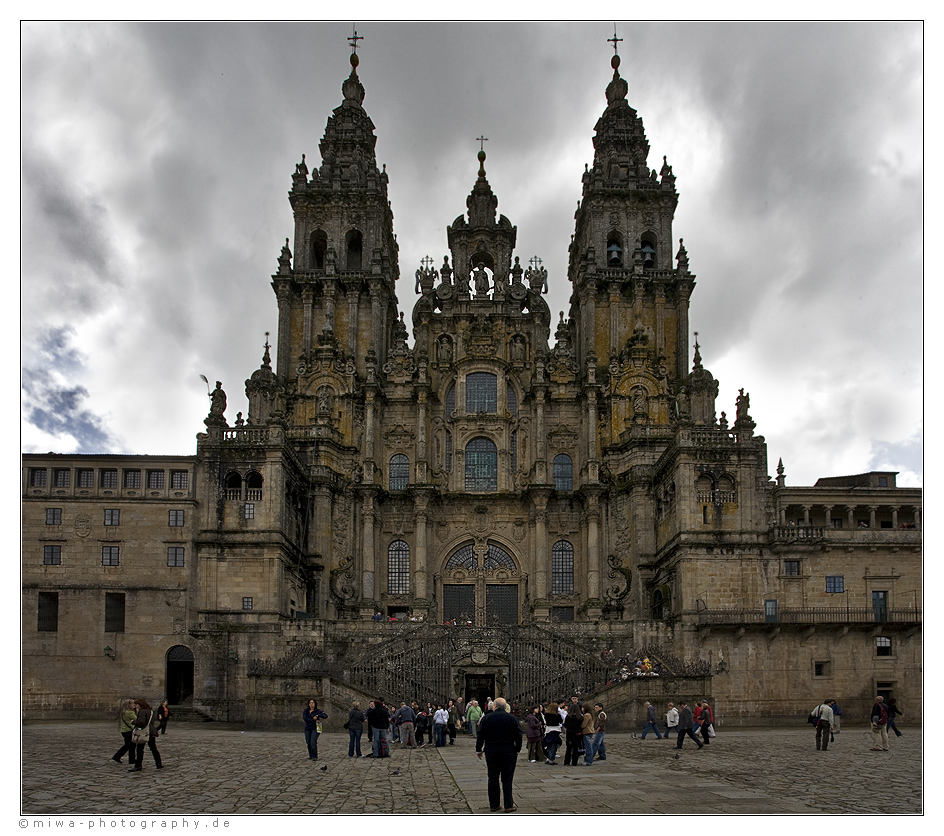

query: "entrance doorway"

left=166, top=645, right=194, bottom=704
left=465, top=674, right=495, bottom=707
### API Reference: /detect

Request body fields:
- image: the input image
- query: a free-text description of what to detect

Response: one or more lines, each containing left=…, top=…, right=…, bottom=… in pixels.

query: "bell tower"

left=568, top=43, right=694, bottom=403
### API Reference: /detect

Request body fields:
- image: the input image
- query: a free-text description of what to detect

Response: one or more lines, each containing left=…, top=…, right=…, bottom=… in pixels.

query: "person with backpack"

left=810, top=699, right=834, bottom=751
left=870, top=695, right=890, bottom=751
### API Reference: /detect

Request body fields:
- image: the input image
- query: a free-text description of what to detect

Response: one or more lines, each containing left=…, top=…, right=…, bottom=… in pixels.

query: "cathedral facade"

left=22, top=48, right=922, bottom=727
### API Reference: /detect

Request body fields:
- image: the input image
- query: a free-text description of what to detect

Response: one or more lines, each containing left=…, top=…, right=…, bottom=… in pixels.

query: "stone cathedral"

left=22, top=46, right=922, bottom=728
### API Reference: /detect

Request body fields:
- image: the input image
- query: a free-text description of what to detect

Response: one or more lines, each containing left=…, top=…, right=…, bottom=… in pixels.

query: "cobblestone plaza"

left=18, top=721, right=921, bottom=821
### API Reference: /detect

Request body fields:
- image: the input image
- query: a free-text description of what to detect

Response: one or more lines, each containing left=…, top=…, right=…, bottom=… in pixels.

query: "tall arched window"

left=652, top=588, right=665, bottom=620
left=466, top=372, right=498, bottom=413
left=553, top=454, right=573, bottom=491
left=507, top=385, right=518, bottom=415
left=388, top=540, right=410, bottom=595
left=389, top=454, right=409, bottom=491
left=224, top=472, right=242, bottom=501
left=246, top=471, right=264, bottom=501
left=551, top=540, right=575, bottom=594
left=345, top=230, right=363, bottom=271
left=310, top=229, right=327, bottom=269
left=465, top=437, right=498, bottom=491
left=444, top=384, right=455, bottom=416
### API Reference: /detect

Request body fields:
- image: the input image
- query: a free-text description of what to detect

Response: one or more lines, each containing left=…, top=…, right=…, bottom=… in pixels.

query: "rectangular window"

left=38, top=592, right=59, bottom=632
left=764, top=599, right=779, bottom=623
left=43, top=545, right=62, bottom=565
left=784, top=560, right=800, bottom=576
left=465, top=372, right=498, bottom=413
left=814, top=661, right=832, bottom=677
left=102, top=546, right=120, bottom=566
left=876, top=636, right=893, bottom=657
left=242, top=597, right=253, bottom=610
left=77, top=469, right=95, bottom=488
left=830, top=517, right=843, bottom=529
left=825, top=575, right=844, bottom=594
left=171, top=470, right=189, bottom=490
left=168, top=510, right=185, bottom=527
left=167, top=547, right=185, bottom=567
left=123, top=470, right=141, bottom=489
left=244, top=503, right=254, bottom=519
left=105, top=592, right=126, bottom=632
left=878, top=476, right=888, bottom=487
left=101, top=469, right=118, bottom=489
left=54, top=468, right=70, bottom=488
left=30, top=469, right=48, bottom=488
left=147, top=470, right=165, bottom=490
left=104, top=509, right=120, bottom=526
left=46, top=508, right=62, bottom=525
left=551, top=606, right=575, bottom=623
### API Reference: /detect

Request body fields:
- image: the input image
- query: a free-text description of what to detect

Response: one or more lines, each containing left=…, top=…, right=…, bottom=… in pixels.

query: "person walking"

left=698, top=700, right=714, bottom=745
left=641, top=701, right=663, bottom=739
left=347, top=700, right=365, bottom=757
left=887, top=697, right=904, bottom=737
left=665, top=702, right=679, bottom=739
left=157, top=699, right=171, bottom=735
left=810, top=698, right=834, bottom=751
left=870, top=696, right=890, bottom=751
left=466, top=700, right=483, bottom=738
left=303, top=699, right=328, bottom=760
left=675, top=701, right=703, bottom=750
left=591, top=703, right=607, bottom=761
left=828, top=700, right=843, bottom=734
left=129, top=697, right=162, bottom=772
left=475, top=697, right=523, bottom=813
left=111, top=699, right=137, bottom=764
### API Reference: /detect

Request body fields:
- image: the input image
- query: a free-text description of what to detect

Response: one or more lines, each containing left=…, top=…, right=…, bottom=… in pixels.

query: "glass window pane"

left=465, top=437, right=497, bottom=491
left=388, top=540, right=410, bottom=594
left=466, top=373, right=497, bottom=413
left=553, top=454, right=573, bottom=491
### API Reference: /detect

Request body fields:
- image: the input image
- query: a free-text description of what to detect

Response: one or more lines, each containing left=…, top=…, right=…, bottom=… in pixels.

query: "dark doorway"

left=465, top=674, right=495, bottom=708
left=166, top=645, right=194, bottom=704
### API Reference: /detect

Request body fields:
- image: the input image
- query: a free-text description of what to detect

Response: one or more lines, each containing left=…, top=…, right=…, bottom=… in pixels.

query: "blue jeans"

left=305, top=727, right=320, bottom=758
left=641, top=721, right=663, bottom=739
left=372, top=728, right=387, bottom=757
left=434, top=723, right=446, bottom=747
left=583, top=735, right=595, bottom=764
left=545, top=741, right=559, bottom=762
left=348, top=727, right=363, bottom=757
left=592, top=731, right=605, bottom=760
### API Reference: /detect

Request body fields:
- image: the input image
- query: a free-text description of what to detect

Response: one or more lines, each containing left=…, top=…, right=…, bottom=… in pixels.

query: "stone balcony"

left=770, top=525, right=921, bottom=546
left=696, top=606, right=922, bottom=627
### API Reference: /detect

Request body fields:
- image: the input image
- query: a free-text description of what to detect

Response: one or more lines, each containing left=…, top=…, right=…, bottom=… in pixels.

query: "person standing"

left=580, top=705, right=596, bottom=764
left=870, top=696, right=890, bottom=751
left=395, top=702, right=417, bottom=748
left=810, top=698, right=834, bottom=751
left=447, top=698, right=460, bottom=744
left=433, top=704, right=449, bottom=747
left=347, top=700, right=365, bottom=758
left=475, top=697, right=523, bottom=813
left=111, top=699, right=137, bottom=764
left=542, top=702, right=563, bottom=764
left=303, top=699, right=328, bottom=760
left=887, top=697, right=904, bottom=737
left=525, top=705, right=544, bottom=763
left=591, top=703, right=607, bottom=761
left=563, top=704, right=584, bottom=765
left=129, top=697, right=162, bottom=772
left=367, top=697, right=391, bottom=758
left=665, top=702, right=679, bottom=739
left=698, top=700, right=714, bottom=745
left=641, top=701, right=663, bottom=739
left=675, top=701, right=703, bottom=750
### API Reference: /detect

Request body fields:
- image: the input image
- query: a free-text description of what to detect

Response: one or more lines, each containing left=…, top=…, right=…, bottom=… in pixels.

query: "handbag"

left=343, top=721, right=350, bottom=730
left=131, top=711, right=152, bottom=744
left=707, top=723, right=716, bottom=738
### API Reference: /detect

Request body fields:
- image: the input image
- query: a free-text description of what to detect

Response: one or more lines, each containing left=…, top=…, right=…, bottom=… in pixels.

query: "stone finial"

left=277, top=238, right=292, bottom=275
left=676, top=238, right=689, bottom=272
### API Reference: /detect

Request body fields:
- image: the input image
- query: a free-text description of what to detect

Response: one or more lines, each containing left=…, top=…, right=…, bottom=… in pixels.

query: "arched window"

left=445, top=542, right=516, bottom=572
left=246, top=471, right=264, bottom=501
left=652, top=588, right=665, bottom=620
left=507, top=385, right=518, bottom=415
left=389, top=454, right=409, bottom=491
left=466, top=372, right=498, bottom=413
left=640, top=232, right=657, bottom=268
left=310, top=229, right=327, bottom=269
left=444, top=384, right=455, bottom=416
left=551, top=540, right=575, bottom=594
left=607, top=231, right=623, bottom=266
left=345, top=230, right=363, bottom=271
left=465, top=437, right=497, bottom=491
left=224, top=472, right=242, bottom=501
left=553, top=454, right=573, bottom=492
left=388, top=540, right=410, bottom=595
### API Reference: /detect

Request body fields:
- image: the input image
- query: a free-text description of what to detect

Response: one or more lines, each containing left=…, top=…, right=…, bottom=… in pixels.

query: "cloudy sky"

left=20, top=21, right=923, bottom=488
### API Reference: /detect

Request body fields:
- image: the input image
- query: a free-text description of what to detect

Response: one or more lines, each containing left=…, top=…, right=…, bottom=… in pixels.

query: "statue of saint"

left=210, top=381, right=226, bottom=417
left=473, top=263, right=490, bottom=297
left=440, top=256, right=453, bottom=285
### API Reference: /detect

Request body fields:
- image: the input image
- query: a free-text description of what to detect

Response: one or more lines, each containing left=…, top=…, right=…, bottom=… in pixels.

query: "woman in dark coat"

left=129, top=697, right=162, bottom=772
left=563, top=704, right=584, bottom=765
left=303, top=699, right=328, bottom=760
left=542, top=702, right=563, bottom=764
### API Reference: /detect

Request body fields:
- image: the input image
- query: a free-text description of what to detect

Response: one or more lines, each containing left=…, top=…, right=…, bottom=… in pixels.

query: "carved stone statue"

left=510, top=256, right=523, bottom=285
left=473, top=263, right=490, bottom=297
left=438, top=335, right=453, bottom=365
left=440, top=256, right=453, bottom=285
left=204, top=380, right=228, bottom=428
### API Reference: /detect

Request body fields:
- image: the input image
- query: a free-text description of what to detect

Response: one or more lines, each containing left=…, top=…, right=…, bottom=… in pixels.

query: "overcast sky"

left=20, top=21, right=923, bottom=488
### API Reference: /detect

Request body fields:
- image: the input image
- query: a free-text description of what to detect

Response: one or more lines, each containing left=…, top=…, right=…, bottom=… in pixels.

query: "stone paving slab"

left=16, top=722, right=922, bottom=819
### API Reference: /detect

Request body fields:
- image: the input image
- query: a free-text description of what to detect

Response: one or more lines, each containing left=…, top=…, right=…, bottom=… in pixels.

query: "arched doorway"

left=166, top=645, right=194, bottom=704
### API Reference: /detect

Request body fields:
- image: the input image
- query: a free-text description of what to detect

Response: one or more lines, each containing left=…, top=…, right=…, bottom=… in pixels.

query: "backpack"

left=877, top=703, right=889, bottom=725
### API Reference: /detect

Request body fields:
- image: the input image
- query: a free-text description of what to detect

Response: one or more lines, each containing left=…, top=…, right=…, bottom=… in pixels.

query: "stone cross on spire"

left=348, top=25, right=363, bottom=53
left=476, top=135, right=489, bottom=178
left=607, top=26, right=623, bottom=54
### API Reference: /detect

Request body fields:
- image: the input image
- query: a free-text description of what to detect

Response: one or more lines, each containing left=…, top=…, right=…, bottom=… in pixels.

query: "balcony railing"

left=697, top=607, right=922, bottom=626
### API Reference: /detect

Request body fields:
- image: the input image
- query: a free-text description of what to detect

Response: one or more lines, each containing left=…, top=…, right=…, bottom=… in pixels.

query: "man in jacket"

left=641, top=701, right=663, bottom=739
left=476, top=697, right=523, bottom=813
left=395, top=702, right=417, bottom=748
left=665, top=702, right=679, bottom=738
left=810, top=699, right=834, bottom=750
left=675, top=701, right=703, bottom=750
left=466, top=699, right=483, bottom=738
left=367, top=697, right=390, bottom=758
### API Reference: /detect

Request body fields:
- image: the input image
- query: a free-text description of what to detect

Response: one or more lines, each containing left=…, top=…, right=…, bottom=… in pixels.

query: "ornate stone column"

left=360, top=491, right=377, bottom=617
left=275, top=282, right=292, bottom=382
left=413, top=493, right=429, bottom=605
left=301, top=286, right=314, bottom=358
